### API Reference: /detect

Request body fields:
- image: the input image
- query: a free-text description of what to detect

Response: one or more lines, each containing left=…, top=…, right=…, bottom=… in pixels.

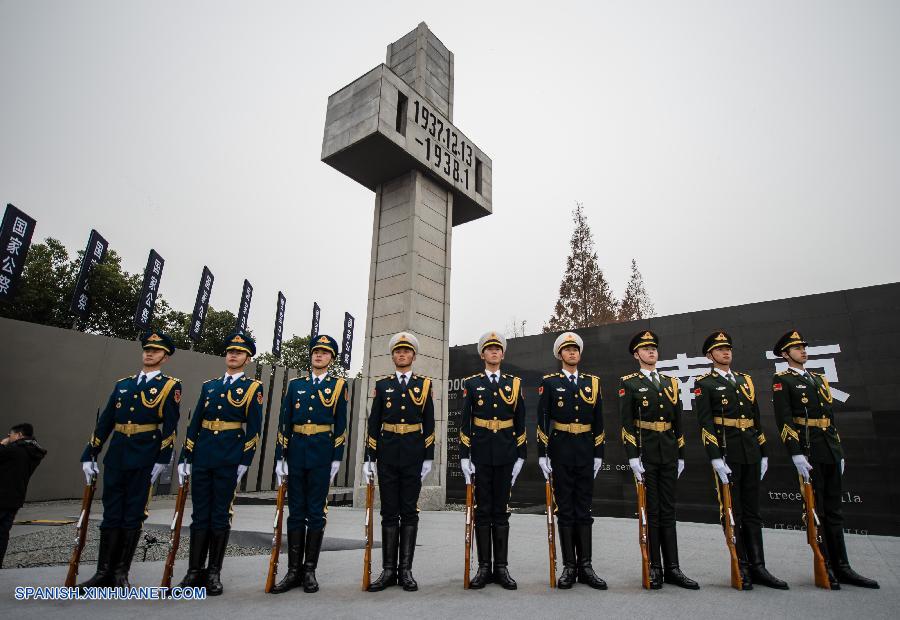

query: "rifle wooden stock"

left=361, top=477, right=375, bottom=591
left=160, top=477, right=190, bottom=588
left=545, top=478, right=557, bottom=588
left=64, top=476, right=96, bottom=587
left=264, top=480, right=287, bottom=593
left=717, top=477, right=742, bottom=590
left=635, top=478, right=650, bottom=590
left=463, top=482, right=474, bottom=588
left=800, top=477, right=831, bottom=589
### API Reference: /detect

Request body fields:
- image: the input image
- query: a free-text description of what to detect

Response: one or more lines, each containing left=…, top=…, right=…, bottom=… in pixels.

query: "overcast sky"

left=2, top=1, right=898, bottom=371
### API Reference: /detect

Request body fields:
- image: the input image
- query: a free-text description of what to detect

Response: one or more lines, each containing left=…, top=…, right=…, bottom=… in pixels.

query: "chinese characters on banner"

left=235, top=279, right=253, bottom=332
left=189, top=266, right=214, bottom=342
left=340, top=312, right=355, bottom=370
left=69, top=229, right=109, bottom=318
left=133, top=250, right=164, bottom=331
left=0, top=204, right=36, bottom=303
left=310, top=302, right=320, bottom=340
left=272, top=291, right=286, bottom=358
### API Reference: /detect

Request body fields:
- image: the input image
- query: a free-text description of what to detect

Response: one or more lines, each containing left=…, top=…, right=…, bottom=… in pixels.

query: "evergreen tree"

left=618, top=259, right=655, bottom=321
left=543, top=203, right=619, bottom=332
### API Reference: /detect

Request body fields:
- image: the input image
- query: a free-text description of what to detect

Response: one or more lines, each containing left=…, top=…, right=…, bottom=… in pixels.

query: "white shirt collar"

left=139, top=370, right=161, bottom=382
left=562, top=369, right=578, bottom=382
left=396, top=371, right=412, bottom=383
left=790, top=367, right=809, bottom=376
left=714, top=368, right=733, bottom=379
left=310, top=371, right=328, bottom=383
left=639, top=368, right=658, bottom=379
left=485, top=369, right=500, bottom=381
left=224, top=371, right=244, bottom=384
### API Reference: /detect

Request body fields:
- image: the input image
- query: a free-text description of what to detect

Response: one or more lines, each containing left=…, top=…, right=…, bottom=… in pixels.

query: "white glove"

left=460, top=458, right=474, bottom=485
left=677, top=459, right=685, bottom=479
left=236, top=464, right=248, bottom=484
left=711, top=458, right=731, bottom=484
left=792, top=454, right=813, bottom=481
left=420, top=459, right=433, bottom=482
left=362, top=461, right=376, bottom=481
left=840, top=459, right=845, bottom=475
left=275, top=459, right=288, bottom=486
left=538, top=456, right=553, bottom=480
left=629, top=457, right=645, bottom=482
left=760, top=457, right=768, bottom=480
left=593, top=458, right=603, bottom=479
left=81, top=461, right=99, bottom=484
left=177, top=462, right=191, bottom=485
left=330, top=460, right=341, bottom=484
left=151, top=463, right=167, bottom=484
left=511, top=458, right=524, bottom=486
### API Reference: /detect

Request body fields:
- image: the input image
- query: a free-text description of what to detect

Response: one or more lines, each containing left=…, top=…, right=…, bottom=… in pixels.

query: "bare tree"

left=618, top=258, right=655, bottom=321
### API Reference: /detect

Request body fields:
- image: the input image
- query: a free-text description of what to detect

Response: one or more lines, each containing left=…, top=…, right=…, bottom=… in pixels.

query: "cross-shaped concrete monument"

left=322, top=23, right=492, bottom=508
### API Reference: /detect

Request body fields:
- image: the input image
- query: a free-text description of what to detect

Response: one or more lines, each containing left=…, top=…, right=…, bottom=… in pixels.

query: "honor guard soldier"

left=176, top=331, right=263, bottom=595
left=78, top=331, right=182, bottom=589
left=459, top=331, right=526, bottom=590
left=270, top=335, right=348, bottom=594
left=537, top=332, right=606, bottom=590
left=772, top=330, right=879, bottom=589
left=363, top=332, right=435, bottom=592
left=694, top=331, right=787, bottom=590
left=619, top=330, right=697, bottom=590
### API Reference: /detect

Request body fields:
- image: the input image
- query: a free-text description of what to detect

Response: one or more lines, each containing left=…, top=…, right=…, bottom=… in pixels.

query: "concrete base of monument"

left=3, top=499, right=897, bottom=618
left=352, top=484, right=447, bottom=511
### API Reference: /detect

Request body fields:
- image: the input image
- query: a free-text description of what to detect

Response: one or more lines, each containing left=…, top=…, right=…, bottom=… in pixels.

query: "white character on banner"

left=148, top=276, right=158, bottom=290
left=6, top=236, right=22, bottom=255
left=766, top=344, right=850, bottom=402
left=152, top=259, right=162, bottom=275
left=1, top=256, right=15, bottom=274
left=194, top=319, right=202, bottom=332
left=655, top=353, right=714, bottom=411
left=93, top=241, right=104, bottom=259
left=11, top=217, right=28, bottom=237
left=0, top=274, right=10, bottom=294
left=140, top=307, right=150, bottom=323
left=77, top=293, right=88, bottom=312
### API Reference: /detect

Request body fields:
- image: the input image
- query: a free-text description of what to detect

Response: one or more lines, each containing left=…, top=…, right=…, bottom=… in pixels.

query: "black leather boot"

left=556, top=526, right=577, bottom=589
left=177, top=528, right=211, bottom=588
left=112, top=528, right=142, bottom=588
left=205, top=528, right=229, bottom=596
left=78, top=528, right=119, bottom=590
left=744, top=526, right=788, bottom=589
left=398, top=524, right=419, bottom=591
left=367, top=525, right=399, bottom=592
left=468, top=525, right=492, bottom=589
left=302, top=528, right=324, bottom=593
left=827, top=526, right=879, bottom=589
left=661, top=527, right=699, bottom=589
left=574, top=523, right=607, bottom=590
left=648, top=525, right=662, bottom=589
left=734, top=530, right=753, bottom=590
left=270, top=527, right=305, bottom=594
left=492, top=525, right=517, bottom=590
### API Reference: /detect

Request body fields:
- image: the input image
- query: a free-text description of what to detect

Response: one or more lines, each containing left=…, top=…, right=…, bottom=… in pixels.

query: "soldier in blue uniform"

left=459, top=331, right=526, bottom=590
left=619, top=330, right=697, bottom=590
left=176, top=331, right=263, bottom=595
left=364, top=332, right=435, bottom=592
left=270, top=334, right=348, bottom=594
left=78, top=330, right=181, bottom=589
left=537, top=332, right=606, bottom=590
left=772, top=330, right=879, bottom=589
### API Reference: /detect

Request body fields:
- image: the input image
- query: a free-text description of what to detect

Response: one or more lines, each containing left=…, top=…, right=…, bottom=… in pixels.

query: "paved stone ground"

left=1, top=499, right=897, bottom=619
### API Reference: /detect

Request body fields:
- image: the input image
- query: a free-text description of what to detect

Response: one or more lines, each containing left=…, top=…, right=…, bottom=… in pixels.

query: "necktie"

left=137, top=375, right=145, bottom=386
left=400, top=376, right=407, bottom=390
left=726, top=373, right=737, bottom=387
left=491, top=374, right=498, bottom=385
left=650, top=372, right=661, bottom=390
left=570, top=375, right=577, bottom=387
left=314, top=377, right=320, bottom=385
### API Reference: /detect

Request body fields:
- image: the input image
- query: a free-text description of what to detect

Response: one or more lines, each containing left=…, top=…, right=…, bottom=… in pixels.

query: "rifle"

left=715, top=395, right=742, bottom=590
left=264, top=479, right=287, bottom=593
left=545, top=476, right=557, bottom=588
left=161, top=472, right=190, bottom=588
left=64, top=465, right=97, bottom=587
left=463, top=479, right=474, bottom=588
left=361, top=472, right=375, bottom=591
left=800, top=403, right=830, bottom=589
left=635, top=399, right=651, bottom=589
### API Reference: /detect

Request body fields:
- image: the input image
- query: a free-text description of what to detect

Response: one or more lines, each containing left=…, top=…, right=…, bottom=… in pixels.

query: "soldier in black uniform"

left=78, top=330, right=182, bottom=589
left=772, top=330, right=879, bottom=589
left=537, top=331, right=606, bottom=590
left=694, top=331, right=787, bottom=590
left=619, top=330, right=697, bottom=590
left=364, top=332, right=435, bottom=592
left=176, top=331, right=264, bottom=595
left=459, top=331, right=526, bottom=590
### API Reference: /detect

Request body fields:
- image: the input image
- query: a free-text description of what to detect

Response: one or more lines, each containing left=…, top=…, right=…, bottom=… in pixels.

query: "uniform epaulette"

left=621, top=372, right=640, bottom=381
left=463, top=373, right=481, bottom=381
left=501, top=373, right=520, bottom=380
left=202, top=378, right=217, bottom=385
left=581, top=372, right=597, bottom=379
left=660, top=373, right=675, bottom=381
left=412, top=373, right=432, bottom=381
left=775, top=370, right=790, bottom=376
left=695, top=372, right=712, bottom=381
left=542, top=372, right=560, bottom=379
left=163, top=374, right=180, bottom=383
left=117, top=375, right=134, bottom=382
left=809, top=370, right=824, bottom=377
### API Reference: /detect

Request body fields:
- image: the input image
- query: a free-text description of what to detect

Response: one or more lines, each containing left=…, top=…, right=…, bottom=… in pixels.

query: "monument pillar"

left=321, top=23, right=492, bottom=508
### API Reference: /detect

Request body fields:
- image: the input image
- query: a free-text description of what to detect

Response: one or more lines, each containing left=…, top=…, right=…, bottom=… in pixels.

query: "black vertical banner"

left=133, top=249, right=164, bottom=331
left=0, top=204, right=37, bottom=304
left=272, top=291, right=286, bottom=358
left=189, top=266, right=215, bottom=342
left=70, top=229, right=109, bottom=318
left=236, top=279, right=253, bottom=332
left=340, top=312, right=355, bottom=370
left=310, top=302, right=321, bottom=340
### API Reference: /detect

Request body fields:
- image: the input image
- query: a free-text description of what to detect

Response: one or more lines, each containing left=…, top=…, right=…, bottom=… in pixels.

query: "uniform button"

left=659, top=417, right=664, bottom=421
left=658, top=392, right=662, bottom=396
left=307, top=420, right=311, bottom=423
left=493, top=416, right=497, bottom=420
left=220, top=393, right=224, bottom=397
left=127, top=420, right=132, bottom=424
left=310, top=395, right=315, bottom=399
left=493, top=404, right=498, bottom=408
left=401, top=419, right=405, bottom=422
left=740, top=415, right=745, bottom=418
left=575, top=406, right=579, bottom=410
left=574, top=419, right=579, bottom=423
left=402, top=393, right=406, bottom=398
left=494, top=392, right=498, bottom=396
left=214, top=431, right=219, bottom=435
left=218, top=405, right=222, bottom=410
left=740, top=402, right=744, bottom=406
left=133, top=395, right=137, bottom=399
left=659, top=405, right=663, bottom=409
left=215, top=418, right=219, bottom=421
left=309, top=406, right=313, bottom=411
left=130, top=407, right=135, bottom=411
left=401, top=406, right=406, bottom=410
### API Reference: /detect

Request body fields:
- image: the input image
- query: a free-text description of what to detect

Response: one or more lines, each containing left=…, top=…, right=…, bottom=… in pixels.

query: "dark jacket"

left=0, top=438, right=47, bottom=509
left=537, top=371, right=605, bottom=466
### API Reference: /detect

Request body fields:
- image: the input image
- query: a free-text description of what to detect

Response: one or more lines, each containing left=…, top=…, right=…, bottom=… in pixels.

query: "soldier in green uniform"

left=459, top=331, right=526, bottom=589
left=694, top=331, right=787, bottom=590
left=537, top=332, right=606, bottom=590
left=772, top=330, right=879, bottom=589
left=619, top=330, right=697, bottom=590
